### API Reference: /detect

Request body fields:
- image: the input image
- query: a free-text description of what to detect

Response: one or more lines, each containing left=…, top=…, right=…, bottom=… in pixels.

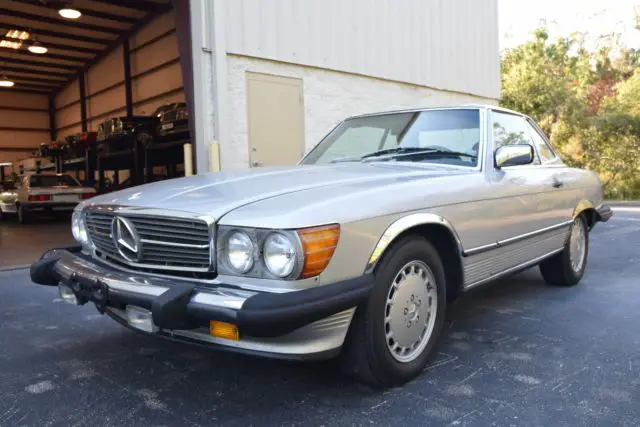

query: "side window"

left=491, top=111, right=539, bottom=164
left=526, top=120, right=557, bottom=162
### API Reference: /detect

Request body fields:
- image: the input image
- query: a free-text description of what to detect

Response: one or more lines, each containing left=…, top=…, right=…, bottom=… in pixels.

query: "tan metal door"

left=246, top=72, right=305, bottom=167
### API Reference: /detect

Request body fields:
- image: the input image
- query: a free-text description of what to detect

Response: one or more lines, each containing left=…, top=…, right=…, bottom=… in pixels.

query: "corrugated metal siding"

left=225, top=0, right=500, bottom=99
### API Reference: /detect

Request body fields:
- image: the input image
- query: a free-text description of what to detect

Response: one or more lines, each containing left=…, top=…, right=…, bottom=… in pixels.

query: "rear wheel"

left=338, top=236, right=447, bottom=388
left=137, top=130, right=154, bottom=149
left=539, top=215, right=589, bottom=287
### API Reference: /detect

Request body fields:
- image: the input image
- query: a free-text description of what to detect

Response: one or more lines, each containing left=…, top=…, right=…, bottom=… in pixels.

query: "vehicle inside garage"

left=0, top=0, right=192, bottom=265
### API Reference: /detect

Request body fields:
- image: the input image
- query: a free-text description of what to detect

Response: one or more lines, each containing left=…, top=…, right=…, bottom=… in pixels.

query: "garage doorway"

left=246, top=72, right=305, bottom=167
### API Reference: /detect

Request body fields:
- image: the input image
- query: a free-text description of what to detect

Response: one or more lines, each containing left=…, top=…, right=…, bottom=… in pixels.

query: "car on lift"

left=30, top=105, right=612, bottom=388
left=3, top=172, right=96, bottom=223
left=95, top=104, right=182, bottom=154
left=62, top=131, right=99, bottom=158
left=155, top=102, right=190, bottom=141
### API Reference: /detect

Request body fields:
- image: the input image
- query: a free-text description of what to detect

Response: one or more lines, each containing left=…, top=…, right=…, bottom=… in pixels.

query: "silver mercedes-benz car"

left=30, top=105, right=612, bottom=388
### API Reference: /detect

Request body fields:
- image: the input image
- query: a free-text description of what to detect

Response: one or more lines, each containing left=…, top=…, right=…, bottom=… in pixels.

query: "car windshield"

left=29, top=175, right=80, bottom=188
left=301, top=108, right=481, bottom=167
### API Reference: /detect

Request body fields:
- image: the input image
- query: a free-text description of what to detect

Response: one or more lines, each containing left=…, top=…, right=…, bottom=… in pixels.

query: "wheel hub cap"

left=384, top=260, right=438, bottom=363
left=569, top=220, right=586, bottom=273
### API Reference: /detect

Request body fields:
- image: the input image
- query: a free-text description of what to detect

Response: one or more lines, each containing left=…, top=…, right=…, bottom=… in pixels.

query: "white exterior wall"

left=189, top=0, right=500, bottom=173
left=224, top=54, right=496, bottom=171
left=225, top=0, right=500, bottom=100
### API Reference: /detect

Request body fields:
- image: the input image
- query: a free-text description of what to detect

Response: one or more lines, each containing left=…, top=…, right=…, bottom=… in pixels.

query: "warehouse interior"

left=0, top=0, right=193, bottom=196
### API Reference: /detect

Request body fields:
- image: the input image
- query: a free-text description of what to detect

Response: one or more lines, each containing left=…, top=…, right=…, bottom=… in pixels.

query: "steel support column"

left=123, top=38, right=133, bottom=117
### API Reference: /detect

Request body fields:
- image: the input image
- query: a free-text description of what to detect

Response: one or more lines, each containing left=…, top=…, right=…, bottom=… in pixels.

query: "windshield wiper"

left=361, top=147, right=477, bottom=162
left=360, top=147, right=434, bottom=160
left=418, top=149, right=477, bottom=159
left=328, top=147, right=432, bottom=163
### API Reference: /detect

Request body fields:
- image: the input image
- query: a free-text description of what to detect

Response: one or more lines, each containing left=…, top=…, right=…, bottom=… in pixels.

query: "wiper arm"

left=360, top=147, right=433, bottom=160
left=419, top=149, right=477, bottom=159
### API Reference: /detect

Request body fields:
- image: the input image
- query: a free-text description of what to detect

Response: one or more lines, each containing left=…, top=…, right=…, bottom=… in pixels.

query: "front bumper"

left=30, top=247, right=373, bottom=360
left=596, top=203, right=613, bottom=222
left=22, top=202, right=78, bottom=212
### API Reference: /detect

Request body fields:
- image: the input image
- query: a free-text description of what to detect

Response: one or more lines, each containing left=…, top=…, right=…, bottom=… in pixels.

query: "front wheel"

left=338, top=236, right=447, bottom=388
left=539, top=215, right=589, bottom=287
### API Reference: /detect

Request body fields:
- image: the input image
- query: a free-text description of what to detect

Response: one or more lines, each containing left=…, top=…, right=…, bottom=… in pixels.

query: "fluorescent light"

left=5, top=29, right=29, bottom=40
left=59, top=8, right=82, bottom=19
left=0, top=77, right=15, bottom=87
left=0, top=40, right=22, bottom=49
left=28, top=42, right=47, bottom=54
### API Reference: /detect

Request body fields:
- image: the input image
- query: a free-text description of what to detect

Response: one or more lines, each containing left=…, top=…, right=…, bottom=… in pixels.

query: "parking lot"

left=0, top=207, right=639, bottom=426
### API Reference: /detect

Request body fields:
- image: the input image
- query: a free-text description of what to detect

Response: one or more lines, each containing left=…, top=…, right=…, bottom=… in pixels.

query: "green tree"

left=499, top=27, right=640, bottom=199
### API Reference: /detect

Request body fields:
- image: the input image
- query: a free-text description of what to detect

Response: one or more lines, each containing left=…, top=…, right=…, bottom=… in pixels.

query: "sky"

left=499, top=0, right=640, bottom=52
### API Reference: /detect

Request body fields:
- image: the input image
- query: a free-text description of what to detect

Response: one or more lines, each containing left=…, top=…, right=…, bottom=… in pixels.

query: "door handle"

left=251, top=160, right=263, bottom=167
left=552, top=178, right=564, bottom=188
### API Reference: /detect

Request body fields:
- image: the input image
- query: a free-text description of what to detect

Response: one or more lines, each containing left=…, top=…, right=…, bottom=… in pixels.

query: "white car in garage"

left=0, top=172, right=96, bottom=223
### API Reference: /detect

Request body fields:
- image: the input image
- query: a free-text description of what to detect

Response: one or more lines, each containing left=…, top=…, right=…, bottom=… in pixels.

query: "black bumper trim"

left=30, top=248, right=374, bottom=338
left=22, top=202, right=78, bottom=211
left=596, top=204, right=613, bottom=222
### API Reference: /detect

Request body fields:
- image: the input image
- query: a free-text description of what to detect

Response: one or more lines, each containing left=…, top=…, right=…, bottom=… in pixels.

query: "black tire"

left=337, top=235, right=447, bottom=388
left=97, top=143, right=106, bottom=155
left=137, top=131, right=154, bottom=149
left=539, top=215, right=589, bottom=287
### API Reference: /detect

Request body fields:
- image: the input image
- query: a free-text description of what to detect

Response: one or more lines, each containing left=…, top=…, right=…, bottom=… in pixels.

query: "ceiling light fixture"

left=28, top=41, right=47, bottom=54
left=0, top=75, right=15, bottom=87
left=59, top=8, right=82, bottom=19
left=5, top=29, right=30, bottom=40
left=0, top=40, right=22, bottom=49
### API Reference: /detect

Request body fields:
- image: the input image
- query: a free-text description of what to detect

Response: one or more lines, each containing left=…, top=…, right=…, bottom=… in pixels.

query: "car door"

left=523, top=117, right=578, bottom=226
left=483, top=109, right=562, bottom=264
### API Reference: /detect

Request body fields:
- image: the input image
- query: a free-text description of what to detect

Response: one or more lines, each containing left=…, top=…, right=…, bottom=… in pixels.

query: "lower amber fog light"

left=210, top=321, right=240, bottom=341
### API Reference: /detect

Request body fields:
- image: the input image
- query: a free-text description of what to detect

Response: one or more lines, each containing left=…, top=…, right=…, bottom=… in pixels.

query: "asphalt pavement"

left=0, top=207, right=639, bottom=426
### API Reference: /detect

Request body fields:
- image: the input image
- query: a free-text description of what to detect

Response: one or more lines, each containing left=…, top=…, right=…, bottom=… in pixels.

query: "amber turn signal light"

left=297, top=224, right=340, bottom=279
left=209, top=321, right=240, bottom=341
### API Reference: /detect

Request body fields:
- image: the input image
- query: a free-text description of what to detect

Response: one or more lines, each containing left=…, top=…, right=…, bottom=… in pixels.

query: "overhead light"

left=0, top=40, right=22, bottom=49
left=0, top=75, right=14, bottom=87
left=28, top=41, right=47, bottom=54
left=59, top=8, right=82, bottom=19
left=2, top=29, right=29, bottom=49
left=5, top=29, right=29, bottom=40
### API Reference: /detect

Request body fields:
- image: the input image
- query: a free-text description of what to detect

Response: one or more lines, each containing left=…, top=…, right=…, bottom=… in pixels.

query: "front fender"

left=364, top=213, right=464, bottom=274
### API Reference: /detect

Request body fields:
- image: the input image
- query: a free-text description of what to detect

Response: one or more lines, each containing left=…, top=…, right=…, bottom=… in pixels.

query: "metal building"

left=184, top=0, right=501, bottom=173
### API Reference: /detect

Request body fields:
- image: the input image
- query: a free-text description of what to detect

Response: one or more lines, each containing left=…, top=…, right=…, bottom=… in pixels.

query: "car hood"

left=83, top=163, right=474, bottom=220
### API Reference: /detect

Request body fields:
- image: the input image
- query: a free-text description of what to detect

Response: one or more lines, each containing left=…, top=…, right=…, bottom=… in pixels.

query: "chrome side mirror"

left=494, top=144, right=534, bottom=168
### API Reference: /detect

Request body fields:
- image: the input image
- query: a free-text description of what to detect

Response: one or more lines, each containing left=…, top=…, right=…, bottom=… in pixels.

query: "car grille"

left=162, top=110, right=178, bottom=122
left=85, top=211, right=212, bottom=272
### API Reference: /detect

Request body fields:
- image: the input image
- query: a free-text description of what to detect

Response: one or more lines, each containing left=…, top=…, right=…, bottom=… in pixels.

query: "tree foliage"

left=500, top=28, right=640, bottom=199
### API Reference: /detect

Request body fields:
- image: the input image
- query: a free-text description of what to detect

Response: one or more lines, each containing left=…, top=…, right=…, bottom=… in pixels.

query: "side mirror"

left=494, top=144, right=534, bottom=168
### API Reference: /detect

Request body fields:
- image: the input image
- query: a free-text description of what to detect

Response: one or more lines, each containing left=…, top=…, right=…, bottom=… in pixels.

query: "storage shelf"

left=35, top=134, right=193, bottom=194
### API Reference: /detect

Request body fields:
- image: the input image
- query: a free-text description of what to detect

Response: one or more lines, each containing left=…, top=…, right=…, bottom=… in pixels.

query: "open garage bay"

left=0, top=207, right=639, bottom=426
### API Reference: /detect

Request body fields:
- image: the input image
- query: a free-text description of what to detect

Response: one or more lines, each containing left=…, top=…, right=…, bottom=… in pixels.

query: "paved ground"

left=0, top=215, right=73, bottom=269
left=0, top=207, right=639, bottom=426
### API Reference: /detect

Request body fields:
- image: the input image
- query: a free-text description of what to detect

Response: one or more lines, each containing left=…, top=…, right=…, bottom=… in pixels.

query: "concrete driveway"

left=0, top=207, right=638, bottom=426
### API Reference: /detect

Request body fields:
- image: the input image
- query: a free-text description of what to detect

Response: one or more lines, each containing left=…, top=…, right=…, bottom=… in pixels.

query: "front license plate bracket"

left=68, top=274, right=109, bottom=313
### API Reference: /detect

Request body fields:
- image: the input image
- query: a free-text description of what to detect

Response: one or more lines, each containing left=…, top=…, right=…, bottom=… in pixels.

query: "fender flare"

left=364, top=213, right=465, bottom=274
left=572, top=199, right=594, bottom=219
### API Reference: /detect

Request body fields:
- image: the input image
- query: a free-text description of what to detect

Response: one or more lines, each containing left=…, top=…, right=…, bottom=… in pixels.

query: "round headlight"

left=71, top=211, right=89, bottom=245
left=227, top=231, right=254, bottom=273
left=263, top=232, right=297, bottom=277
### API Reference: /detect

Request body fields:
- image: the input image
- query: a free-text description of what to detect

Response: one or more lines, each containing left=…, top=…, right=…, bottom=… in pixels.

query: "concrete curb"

left=605, top=200, right=640, bottom=207
left=0, top=264, right=29, bottom=273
